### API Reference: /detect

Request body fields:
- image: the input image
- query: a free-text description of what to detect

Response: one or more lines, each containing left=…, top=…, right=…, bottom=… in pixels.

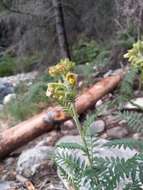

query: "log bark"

left=0, top=73, right=123, bottom=159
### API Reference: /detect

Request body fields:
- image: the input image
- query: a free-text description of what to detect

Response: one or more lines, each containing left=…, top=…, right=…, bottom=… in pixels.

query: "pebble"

left=107, top=126, right=128, bottom=139
left=95, top=100, right=103, bottom=107
left=124, top=97, right=143, bottom=110
left=3, top=93, right=16, bottom=105
left=105, top=115, right=120, bottom=128
left=132, top=133, right=143, bottom=140
left=90, top=120, right=105, bottom=135
left=63, top=120, right=75, bottom=129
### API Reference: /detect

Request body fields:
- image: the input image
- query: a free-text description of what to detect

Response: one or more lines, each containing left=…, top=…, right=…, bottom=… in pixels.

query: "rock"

left=3, top=93, right=16, bottom=105
left=63, top=120, right=75, bottom=129
left=95, top=100, right=103, bottom=107
left=4, top=157, right=15, bottom=165
left=105, top=115, right=119, bottom=128
left=0, top=181, right=20, bottom=190
left=132, top=133, right=143, bottom=140
left=124, top=97, right=143, bottom=110
left=16, top=146, right=54, bottom=178
left=36, top=132, right=58, bottom=147
left=56, top=135, right=81, bottom=146
left=90, top=120, right=105, bottom=135
left=107, top=126, right=128, bottom=139
left=100, top=132, right=108, bottom=139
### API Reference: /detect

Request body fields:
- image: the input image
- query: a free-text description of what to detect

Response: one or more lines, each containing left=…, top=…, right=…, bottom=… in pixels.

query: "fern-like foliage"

left=117, top=111, right=143, bottom=132
left=94, top=154, right=142, bottom=189
left=55, top=110, right=143, bottom=189
left=55, top=150, right=86, bottom=189
left=123, top=181, right=142, bottom=190
left=104, top=138, right=143, bottom=151
left=57, top=142, right=86, bottom=152
left=55, top=110, right=143, bottom=190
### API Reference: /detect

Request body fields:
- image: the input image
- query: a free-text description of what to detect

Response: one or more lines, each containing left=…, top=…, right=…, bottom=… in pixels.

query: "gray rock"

left=3, top=93, right=16, bottom=105
left=90, top=120, right=105, bottom=134
left=132, top=133, right=143, bottom=140
left=124, top=97, right=143, bottom=110
left=16, top=146, right=54, bottom=178
left=4, top=157, right=15, bottom=165
left=107, top=126, right=128, bottom=139
left=63, top=120, right=75, bottom=129
left=95, top=100, right=103, bottom=107
left=56, top=135, right=81, bottom=146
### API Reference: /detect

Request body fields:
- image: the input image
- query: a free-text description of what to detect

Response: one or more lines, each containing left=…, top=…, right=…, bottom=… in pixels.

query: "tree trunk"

left=0, top=73, right=123, bottom=159
left=52, top=0, right=71, bottom=59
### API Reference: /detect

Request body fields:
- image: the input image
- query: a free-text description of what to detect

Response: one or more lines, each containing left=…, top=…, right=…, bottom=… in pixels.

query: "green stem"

left=71, top=103, right=100, bottom=186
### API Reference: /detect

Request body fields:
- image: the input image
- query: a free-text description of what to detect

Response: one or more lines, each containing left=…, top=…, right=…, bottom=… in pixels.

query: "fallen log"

left=0, top=73, right=123, bottom=159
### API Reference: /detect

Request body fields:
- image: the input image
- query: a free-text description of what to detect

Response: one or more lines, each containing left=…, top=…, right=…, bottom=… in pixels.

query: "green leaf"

left=116, top=111, right=143, bottom=133
left=104, top=138, right=143, bottom=151
left=57, top=142, right=86, bottom=152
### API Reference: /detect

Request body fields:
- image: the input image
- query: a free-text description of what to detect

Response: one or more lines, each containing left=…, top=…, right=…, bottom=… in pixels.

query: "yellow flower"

left=48, top=59, right=75, bottom=77
left=66, top=72, right=77, bottom=86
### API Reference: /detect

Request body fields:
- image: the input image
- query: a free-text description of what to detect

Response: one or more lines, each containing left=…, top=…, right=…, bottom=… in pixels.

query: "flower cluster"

left=46, top=59, right=77, bottom=105
left=124, top=41, right=143, bottom=69
left=48, top=58, right=75, bottom=77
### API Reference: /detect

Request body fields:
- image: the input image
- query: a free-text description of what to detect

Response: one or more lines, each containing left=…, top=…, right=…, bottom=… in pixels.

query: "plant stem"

left=71, top=103, right=100, bottom=186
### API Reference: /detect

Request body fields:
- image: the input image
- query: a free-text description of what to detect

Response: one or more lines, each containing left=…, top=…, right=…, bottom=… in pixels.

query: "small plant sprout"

left=46, top=58, right=100, bottom=187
